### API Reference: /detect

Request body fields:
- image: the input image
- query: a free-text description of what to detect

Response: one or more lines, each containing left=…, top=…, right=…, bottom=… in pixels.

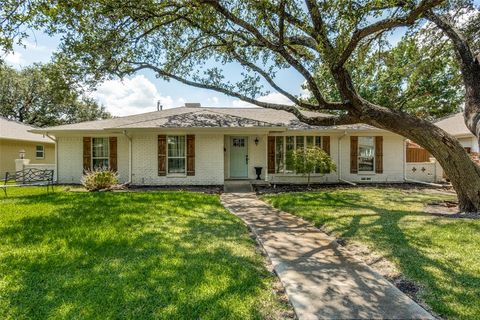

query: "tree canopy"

left=0, top=62, right=111, bottom=127
left=1, top=0, right=480, bottom=211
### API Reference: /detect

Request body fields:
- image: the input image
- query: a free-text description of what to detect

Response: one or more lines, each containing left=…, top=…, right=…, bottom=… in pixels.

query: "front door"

left=230, top=136, right=248, bottom=178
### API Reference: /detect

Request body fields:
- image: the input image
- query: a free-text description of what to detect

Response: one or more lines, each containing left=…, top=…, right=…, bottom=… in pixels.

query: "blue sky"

left=2, top=4, right=478, bottom=116
left=3, top=31, right=312, bottom=115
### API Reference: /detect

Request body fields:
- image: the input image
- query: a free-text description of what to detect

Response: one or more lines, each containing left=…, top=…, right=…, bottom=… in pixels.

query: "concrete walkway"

left=221, top=193, right=433, bottom=320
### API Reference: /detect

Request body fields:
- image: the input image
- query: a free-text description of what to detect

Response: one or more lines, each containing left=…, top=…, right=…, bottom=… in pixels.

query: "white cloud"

left=231, top=92, right=294, bottom=108
left=91, top=75, right=184, bottom=116
left=3, top=52, right=24, bottom=66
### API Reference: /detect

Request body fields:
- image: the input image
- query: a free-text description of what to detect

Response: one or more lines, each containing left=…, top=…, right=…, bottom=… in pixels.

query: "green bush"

left=286, top=147, right=337, bottom=186
left=81, top=169, right=119, bottom=191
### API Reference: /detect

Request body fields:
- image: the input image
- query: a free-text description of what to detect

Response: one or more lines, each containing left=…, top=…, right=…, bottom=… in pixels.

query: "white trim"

left=357, top=136, right=375, bottom=174
left=166, top=135, right=187, bottom=175
left=91, top=137, right=110, bottom=170
left=35, top=144, right=45, bottom=159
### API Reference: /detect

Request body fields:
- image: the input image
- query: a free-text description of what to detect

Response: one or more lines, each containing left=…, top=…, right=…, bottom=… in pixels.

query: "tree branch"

left=337, top=0, right=443, bottom=67
left=127, top=62, right=352, bottom=126
left=200, top=0, right=329, bottom=108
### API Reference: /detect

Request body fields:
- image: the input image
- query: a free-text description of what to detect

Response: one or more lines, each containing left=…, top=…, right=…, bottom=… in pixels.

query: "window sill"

left=357, top=172, right=376, bottom=175
left=35, top=157, right=45, bottom=160
left=167, top=174, right=187, bottom=178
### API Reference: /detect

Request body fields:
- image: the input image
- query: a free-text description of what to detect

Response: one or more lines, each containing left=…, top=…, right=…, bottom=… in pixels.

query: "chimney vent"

left=157, top=100, right=163, bottom=111
left=185, top=103, right=201, bottom=108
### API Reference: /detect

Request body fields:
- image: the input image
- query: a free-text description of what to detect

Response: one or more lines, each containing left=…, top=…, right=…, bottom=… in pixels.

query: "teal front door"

left=230, top=137, right=248, bottom=178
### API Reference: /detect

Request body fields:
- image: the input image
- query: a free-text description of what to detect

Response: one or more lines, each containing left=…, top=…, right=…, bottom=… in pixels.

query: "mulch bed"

left=125, top=185, right=224, bottom=194
left=254, top=182, right=453, bottom=195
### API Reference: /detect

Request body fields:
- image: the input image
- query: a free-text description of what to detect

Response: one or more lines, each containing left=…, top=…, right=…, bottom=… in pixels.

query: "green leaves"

left=286, top=146, right=337, bottom=185
left=0, top=62, right=111, bottom=127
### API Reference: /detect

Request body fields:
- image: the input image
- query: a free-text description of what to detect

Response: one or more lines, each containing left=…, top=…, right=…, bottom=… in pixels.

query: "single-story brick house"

left=31, top=103, right=414, bottom=185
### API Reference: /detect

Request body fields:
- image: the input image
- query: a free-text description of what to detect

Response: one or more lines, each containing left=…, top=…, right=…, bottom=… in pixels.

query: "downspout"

left=122, top=130, right=132, bottom=184
left=337, top=131, right=357, bottom=186
left=45, top=133, right=58, bottom=183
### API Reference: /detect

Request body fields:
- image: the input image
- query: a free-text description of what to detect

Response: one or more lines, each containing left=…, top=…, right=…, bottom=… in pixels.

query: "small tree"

left=286, top=147, right=337, bottom=187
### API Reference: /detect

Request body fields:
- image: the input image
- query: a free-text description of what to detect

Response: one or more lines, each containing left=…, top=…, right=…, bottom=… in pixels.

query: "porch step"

left=224, top=180, right=253, bottom=193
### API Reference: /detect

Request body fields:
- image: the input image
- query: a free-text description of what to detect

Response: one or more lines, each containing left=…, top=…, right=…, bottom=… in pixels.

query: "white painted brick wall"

left=57, top=135, right=129, bottom=184
left=56, top=131, right=408, bottom=186
left=131, top=133, right=224, bottom=185
left=340, top=134, right=406, bottom=183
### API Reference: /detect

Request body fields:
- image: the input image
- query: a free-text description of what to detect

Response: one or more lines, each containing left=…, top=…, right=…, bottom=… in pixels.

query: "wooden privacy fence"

left=406, top=147, right=431, bottom=163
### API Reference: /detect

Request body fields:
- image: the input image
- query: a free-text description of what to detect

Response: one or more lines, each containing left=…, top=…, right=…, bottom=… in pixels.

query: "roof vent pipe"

left=157, top=100, right=163, bottom=111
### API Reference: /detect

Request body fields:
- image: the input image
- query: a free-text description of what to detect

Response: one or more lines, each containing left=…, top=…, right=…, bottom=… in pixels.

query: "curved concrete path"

left=221, top=193, right=433, bottom=320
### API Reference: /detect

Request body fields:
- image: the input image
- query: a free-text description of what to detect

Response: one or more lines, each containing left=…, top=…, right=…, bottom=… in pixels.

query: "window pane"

left=168, top=158, right=185, bottom=173
left=168, top=136, right=186, bottom=157
left=358, top=137, right=375, bottom=172
left=315, top=136, right=322, bottom=148
left=358, top=157, right=374, bottom=172
left=306, top=136, right=314, bottom=147
left=275, top=137, right=284, bottom=173
left=358, top=137, right=374, bottom=157
left=286, top=136, right=295, bottom=172
left=93, top=158, right=109, bottom=170
left=36, top=145, right=44, bottom=158
left=93, top=138, right=109, bottom=158
left=296, top=136, right=304, bottom=150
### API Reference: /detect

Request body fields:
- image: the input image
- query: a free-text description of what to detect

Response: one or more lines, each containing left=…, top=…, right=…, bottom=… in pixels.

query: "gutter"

left=45, top=133, right=58, bottom=182
left=337, top=131, right=357, bottom=186
left=122, top=130, right=133, bottom=184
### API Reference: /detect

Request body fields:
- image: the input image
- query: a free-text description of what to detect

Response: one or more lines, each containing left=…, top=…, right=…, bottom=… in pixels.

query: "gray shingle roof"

left=31, top=107, right=378, bottom=132
left=435, top=112, right=473, bottom=137
left=0, top=117, right=54, bottom=143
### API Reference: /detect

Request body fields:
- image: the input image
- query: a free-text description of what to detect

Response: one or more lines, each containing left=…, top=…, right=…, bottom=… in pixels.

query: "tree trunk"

left=359, top=104, right=480, bottom=213
left=426, top=13, right=480, bottom=144
left=462, top=53, right=480, bottom=146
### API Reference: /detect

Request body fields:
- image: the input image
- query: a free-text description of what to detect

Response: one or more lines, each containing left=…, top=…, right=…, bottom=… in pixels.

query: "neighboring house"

left=435, top=112, right=480, bottom=163
left=0, top=117, right=55, bottom=177
left=31, top=103, right=417, bottom=185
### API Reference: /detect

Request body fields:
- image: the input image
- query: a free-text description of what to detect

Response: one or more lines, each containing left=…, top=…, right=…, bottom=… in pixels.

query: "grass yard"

left=262, top=188, right=480, bottom=320
left=0, top=187, right=287, bottom=320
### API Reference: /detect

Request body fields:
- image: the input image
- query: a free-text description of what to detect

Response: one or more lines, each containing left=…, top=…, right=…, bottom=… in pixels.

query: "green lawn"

left=0, top=187, right=287, bottom=320
left=262, top=188, right=480, bottom=320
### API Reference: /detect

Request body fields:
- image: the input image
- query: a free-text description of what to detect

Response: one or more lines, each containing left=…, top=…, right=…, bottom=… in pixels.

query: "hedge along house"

left=31, top=103, right=413, bottom=186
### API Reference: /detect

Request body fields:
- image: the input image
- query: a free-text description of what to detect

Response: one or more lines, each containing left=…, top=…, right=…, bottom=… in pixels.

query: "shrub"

left=81, top=169, right=119, bottom=191
left=286, top=147, right=337, bottom=186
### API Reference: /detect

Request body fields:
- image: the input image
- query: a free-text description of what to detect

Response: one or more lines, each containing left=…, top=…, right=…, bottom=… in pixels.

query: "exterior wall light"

left=19, top=149, right=26, bottom=159
left=254, top=137, right=259, bottom=146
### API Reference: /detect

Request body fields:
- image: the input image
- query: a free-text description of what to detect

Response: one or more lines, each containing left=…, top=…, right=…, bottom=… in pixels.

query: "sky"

left=2, top=32, right=304, bottom=116
left=2, top=3, right=478, bottom=117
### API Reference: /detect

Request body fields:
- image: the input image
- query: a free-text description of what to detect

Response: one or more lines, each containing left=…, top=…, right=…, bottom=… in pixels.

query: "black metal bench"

left=1, top=169, right=54, bottom=196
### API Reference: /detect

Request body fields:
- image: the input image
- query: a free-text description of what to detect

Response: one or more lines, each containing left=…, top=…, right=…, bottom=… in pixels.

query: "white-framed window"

left=35, top=145, right=45, bottom=159
left=167, top=135, right=186, bottom=174
left=92, top=137, right=109, bottom=169
left=358, top=136, right=375, bottom=173
left=275, top=136, right=322, bottom=174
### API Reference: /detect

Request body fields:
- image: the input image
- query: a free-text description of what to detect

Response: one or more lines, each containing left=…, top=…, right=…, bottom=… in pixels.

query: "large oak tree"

left=0, top=62, right=111, bottom=127
left=1, top=0, right=480, bottom=211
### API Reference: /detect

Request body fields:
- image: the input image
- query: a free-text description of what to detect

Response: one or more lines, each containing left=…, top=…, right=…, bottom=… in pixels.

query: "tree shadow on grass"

left=267, top=190, right=480, bottom=320
left=0, top=191, right=276, bottom=319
